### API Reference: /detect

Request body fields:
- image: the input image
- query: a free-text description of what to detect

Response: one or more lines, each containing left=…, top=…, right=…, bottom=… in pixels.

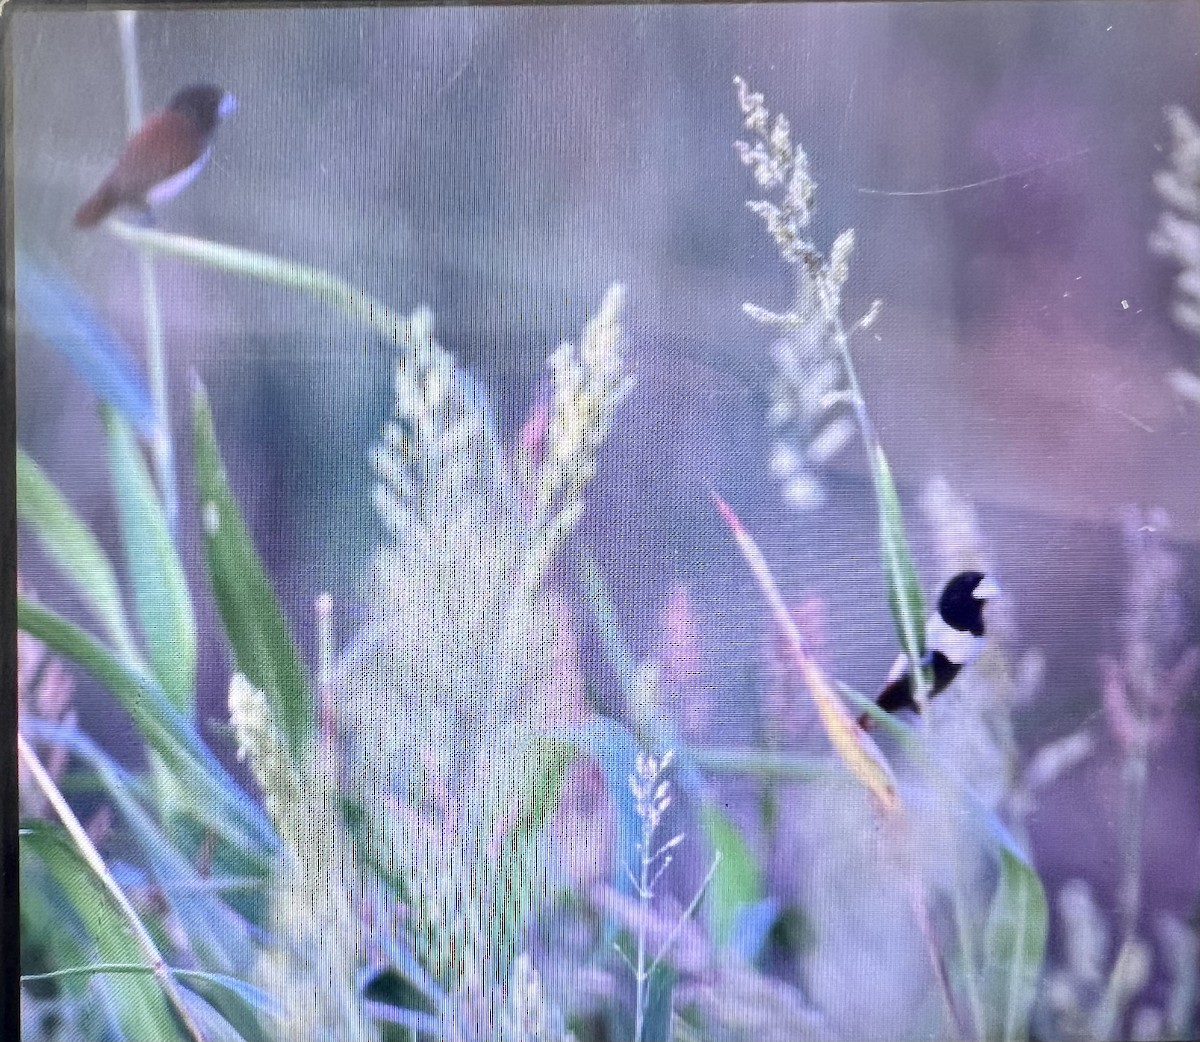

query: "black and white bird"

left=859, top=570, right=1001, bottom=728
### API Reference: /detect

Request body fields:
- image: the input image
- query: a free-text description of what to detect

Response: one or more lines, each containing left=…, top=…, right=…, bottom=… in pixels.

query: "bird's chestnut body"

left=74, top=84, right=236, bottom=228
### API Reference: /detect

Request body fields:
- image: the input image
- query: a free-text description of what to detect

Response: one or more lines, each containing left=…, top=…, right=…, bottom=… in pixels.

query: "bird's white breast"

left=926, top=611, right=985, bottom=666
left=146, top=147, right=212, bottom=207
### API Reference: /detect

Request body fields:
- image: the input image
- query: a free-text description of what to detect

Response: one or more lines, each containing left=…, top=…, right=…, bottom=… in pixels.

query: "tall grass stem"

left=116, top=11, right=178, bottom=537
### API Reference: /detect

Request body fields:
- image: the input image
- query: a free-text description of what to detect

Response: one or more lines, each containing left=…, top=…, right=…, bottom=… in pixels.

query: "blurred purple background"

left=12, top=1, right=1200, bottom=1014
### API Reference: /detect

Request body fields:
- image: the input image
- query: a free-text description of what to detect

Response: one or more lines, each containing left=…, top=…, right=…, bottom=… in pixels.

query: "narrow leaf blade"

left=699, top=803, right=765, bottom=953
left=712, top=492, right=900, bottom=816
left=560, top=717, right=642, bottom=899
left=642, top=963, right=676, bottom=1042
left=17, top=447, right=136, bottom=657
left=868, top=443, right=928, bottom=691
left=51, top=724, right=255, bottom=976
left=20, top=821, right=188, bottom=1042
left=175, top=971, right=280, bottom=1042
left=18, top=597, right=275, bottom=860
left=103, top=408, right=196, bottom=711
left=192, top=384, right=314, bottom=761
left=981, top=820, right=1049, bottom=1042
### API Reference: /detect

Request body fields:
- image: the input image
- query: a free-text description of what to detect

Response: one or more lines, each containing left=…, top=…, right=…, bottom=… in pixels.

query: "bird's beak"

left=219, top=92, right=239, bottom=119
left=974, top=575, right=1002, bottom=601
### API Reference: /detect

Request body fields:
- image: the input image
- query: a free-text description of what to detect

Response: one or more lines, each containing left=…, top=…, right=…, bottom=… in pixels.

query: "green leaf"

left=20, top=845, right=94, bottom=998
left=712, top=492, right=900, bottom=817
left=103, top=408, right=196, bottom=711
left=513, top=735, right=577, bottom=842
left=578, top=549, right=639, bottom=691
left=837, top=682, right=919, bottom=746
left=47, top=723, right=254, bottom=975
left=20, top=821, right=189, bottom=1042
left=174, top=971, right=279, bottom=1042
left=20, top=961, right=277, bottom=1042
left=980, top=818, right=1049, bottom=1042
left=699, top=803, right=764, bottom=951
left=17, top=447, right=137, bottom=658
left=18, top=597, right=275, bottom=861
left=577, top=551, right=706, bottom=798
left=868, top=443, right=928, bottom=690
left=192, top=384, right=314, bottom=762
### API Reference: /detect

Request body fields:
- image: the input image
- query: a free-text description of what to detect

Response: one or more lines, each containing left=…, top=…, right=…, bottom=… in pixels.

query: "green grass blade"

left=699, top=803, right=764, bottom=952
left=58, top=726, right=255, bottom=975
left=17, top=447, right=137, bottom=658
left=18, top=597, right=275, bottom=859
left=512, top=735, right=577, bottom=842
left=103, top=407, right=196, bottom=711
left=577, top=550, right=707, bottom=798
left=684, top=745, right=836, bottom=782
left=174, top=971, right=279, bottom=1042
left=22, top=963, right=275, bottom=1042
left=578, top=549, right=640, bottom=690
left=20, top=846, right=95, bottom=1002
left=20, top=820, right=190, bottom=1042
left=106, top=222, right=405, bottom=344
left=980, top=819, right=1049, bottom=1042
left=712, top=492, right=900, bottom=816
left=868, top=443, right=929, bottom=694
left=192, top=384, right=314, bottom=762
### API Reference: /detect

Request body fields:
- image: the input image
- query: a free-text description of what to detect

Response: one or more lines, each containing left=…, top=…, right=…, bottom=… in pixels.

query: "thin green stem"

left=1116, top=735, right=1149, bottom=941
left=23, top=963, right=230, bottom=988
left=683, top=744, right=839, bottom=781
left=115, top=12, right=178, bottom=536
left=648, top=852, right=722, bottom=976
left=24, top=963, right=154, bottom=985
left=900, top=842, right=971, bottom=1042
left=1095, top=731, right=1151, bottom=1039
left=106, top=222, right=409, bottom=347
left=116, top=12, right=144, bottom=128
left=812, top=274, right=930, bottom=707
left=633, top=803, right=652, bottom=1042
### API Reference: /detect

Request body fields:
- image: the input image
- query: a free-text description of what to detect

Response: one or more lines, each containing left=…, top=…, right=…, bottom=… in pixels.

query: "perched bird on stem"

left=860, top=570, right=1001, bottom=728
left=74, top=83, right=237, bottom=229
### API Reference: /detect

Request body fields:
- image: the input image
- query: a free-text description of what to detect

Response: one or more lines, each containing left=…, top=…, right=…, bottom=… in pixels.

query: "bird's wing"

left=107, top=110, right=207, bottom=198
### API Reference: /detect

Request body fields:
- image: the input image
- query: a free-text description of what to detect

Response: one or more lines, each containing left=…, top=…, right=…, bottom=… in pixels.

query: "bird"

left=859, top=570, right=1001, bottom=728
left=74, top=83, right=237, bottom=229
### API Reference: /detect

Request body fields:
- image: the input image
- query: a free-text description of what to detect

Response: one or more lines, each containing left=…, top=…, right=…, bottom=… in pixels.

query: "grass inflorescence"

left=15, top=32, right=1198, bottom=1042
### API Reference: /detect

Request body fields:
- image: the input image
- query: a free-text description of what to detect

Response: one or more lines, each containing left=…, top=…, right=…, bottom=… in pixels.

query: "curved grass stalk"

left=106, top=221, right=408, bottom=346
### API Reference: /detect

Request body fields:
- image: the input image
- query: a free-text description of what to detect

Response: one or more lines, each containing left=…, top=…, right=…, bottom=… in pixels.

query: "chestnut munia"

left=74, top=83, right=237, bottom=229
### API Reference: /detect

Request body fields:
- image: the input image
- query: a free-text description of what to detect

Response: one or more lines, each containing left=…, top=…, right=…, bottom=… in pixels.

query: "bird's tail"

left=73, top=183, right=118, bottom=229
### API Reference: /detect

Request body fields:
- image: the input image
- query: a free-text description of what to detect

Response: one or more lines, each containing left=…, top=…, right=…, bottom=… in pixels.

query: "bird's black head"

left=167, top=84, right=236, bottom=135
left=938, top=570, right=1000, bottom=636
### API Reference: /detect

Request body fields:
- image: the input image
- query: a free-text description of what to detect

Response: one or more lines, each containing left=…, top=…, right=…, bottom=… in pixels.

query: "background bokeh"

left=12, top=1, right=1200, bottom=1023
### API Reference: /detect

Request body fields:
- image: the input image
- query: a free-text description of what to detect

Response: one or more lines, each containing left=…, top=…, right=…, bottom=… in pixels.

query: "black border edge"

left=0, top=0, right=19, bottom=1037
